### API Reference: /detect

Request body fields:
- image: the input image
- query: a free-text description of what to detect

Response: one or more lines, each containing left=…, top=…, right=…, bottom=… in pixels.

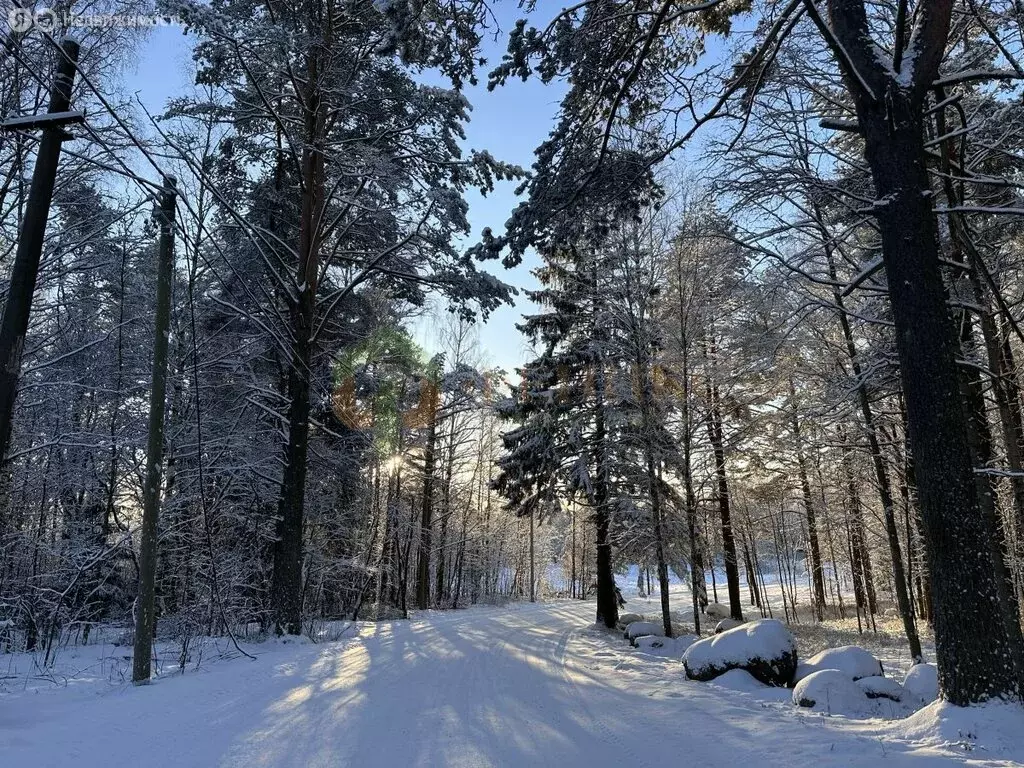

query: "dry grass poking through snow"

left=788, top=609, right=935, bottom=682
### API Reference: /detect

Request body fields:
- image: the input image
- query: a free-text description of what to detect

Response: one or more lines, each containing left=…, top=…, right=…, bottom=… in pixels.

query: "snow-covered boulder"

left=634, top=635, right=668, bottom=652
left=903, top=663, right=939, bottom=704
left=715, top=618, right=744, bottom=634
left=633, top=634, right=697, bottom=659
left=856, top=675, right=905, bottom=702
left=683, top=619, right=798, bottom=687
left=704, top=603, right=731, bottom=621
left=793, top=669, right=874, bottom=717
left=616, top=612, right=644, bottom=629
left=673, top=634, right=700, bottom=656
left=624, top=621, right=663, bottom=644
left=794, top=645, right=884, bottom=683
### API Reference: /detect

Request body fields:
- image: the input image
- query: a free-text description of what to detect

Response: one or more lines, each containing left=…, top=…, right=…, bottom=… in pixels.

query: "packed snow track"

left=1, top=601, right=1013, bottom=767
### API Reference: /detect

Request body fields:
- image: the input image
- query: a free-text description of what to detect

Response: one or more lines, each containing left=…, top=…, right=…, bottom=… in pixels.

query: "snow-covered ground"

left=620, top=571, right=935, bottom=674
left=2, top=592, right=1022, bottom=767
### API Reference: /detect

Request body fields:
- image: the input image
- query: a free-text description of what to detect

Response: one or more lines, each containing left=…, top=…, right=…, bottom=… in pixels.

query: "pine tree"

left=168, top=0, right=516, bottom=632
left=494, top=242, right=626, bottom=629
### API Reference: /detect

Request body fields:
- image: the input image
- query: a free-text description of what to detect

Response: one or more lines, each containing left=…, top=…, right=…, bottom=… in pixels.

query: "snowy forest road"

left=1, top=600, right=996, bottom=767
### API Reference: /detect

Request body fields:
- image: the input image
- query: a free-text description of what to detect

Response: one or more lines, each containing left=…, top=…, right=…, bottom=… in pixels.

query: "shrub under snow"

left=794, top=645, right=884, bottom=683
left=792, top=669, right=875, bottom=718
left=683, top=619, right=797, bottom=687
left=903, top=663, right=939, bottom=704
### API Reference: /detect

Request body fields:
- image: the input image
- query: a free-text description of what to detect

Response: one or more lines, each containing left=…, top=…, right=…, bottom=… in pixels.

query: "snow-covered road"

left=1, top=600, right=1016, bottom=767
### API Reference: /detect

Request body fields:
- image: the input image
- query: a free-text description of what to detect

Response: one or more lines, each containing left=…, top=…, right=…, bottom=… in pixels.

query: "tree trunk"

left=955, top=277, right=1024, bottom=685
left=851, top=80, right=1021, bottom=700
left=678, top=307, right=705, bottom=630
left=527, top=505, right=536, bottom=602
left=823, top=242, right=915, bottom=655
left=570, top=502, right=577, bottom=598
left=789, top=377, right=826, bottom=621
left=705, top=364, right=743, bottom=621
left=637, top=346, right=672, bottom=636
left=998, top=319, right=1024, bottom=569
left=936, top=92, right=1024, bottom=673
left=132, top=178, right=177, bottom=683
left=593, top=359, right=617, bottom=629
left=591, top=263, right=618, bottom=629
left=415, top=382, right=439, bottom=610
left=270, top=46, right=325, bottom=636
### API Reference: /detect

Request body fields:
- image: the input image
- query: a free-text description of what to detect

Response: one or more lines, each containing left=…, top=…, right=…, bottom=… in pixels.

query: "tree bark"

left=827, top=0, right=1023, bottom=696
left=270, top=45, right=326, bottom=636
left=132, top=177, right=177, bottom=683
left=788, top=377, right=826, bottom=621
left=704, top=357, right=743, bottom=621
left=823, top=238, right=916, bottom=656
left=415, top=379, right=439, bottom=610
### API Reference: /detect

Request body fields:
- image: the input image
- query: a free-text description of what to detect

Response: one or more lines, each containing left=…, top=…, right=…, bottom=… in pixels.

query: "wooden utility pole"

left=132, top=176, right=178, bottom=684
left=0, top=39, right=82, bottom=466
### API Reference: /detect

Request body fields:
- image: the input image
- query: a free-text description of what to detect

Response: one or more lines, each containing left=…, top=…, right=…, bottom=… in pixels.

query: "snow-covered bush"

left=714, top=618, right=744, bottom=634
left=903, top=663, right=939, bottom=704
left=624, top=621, right=663, bottom=644
left=683, top=619, right=797, bottom=686
left=794, top=645, right=883, bottom=683
left=856, top=675, right=905, bottom=702
left=792, top=669, right=874, bottom=717
left=704, top=603, right=731, bottom=621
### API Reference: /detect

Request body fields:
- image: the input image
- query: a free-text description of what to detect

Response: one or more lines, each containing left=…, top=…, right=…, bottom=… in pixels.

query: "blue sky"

left=122, top=7, right=562, bottom=377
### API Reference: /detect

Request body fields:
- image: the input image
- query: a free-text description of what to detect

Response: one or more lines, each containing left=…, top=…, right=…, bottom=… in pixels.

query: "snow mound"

left=704, top=603, right=731, bottom=621
left=633, top=634, right=699, bottom=659
left=792, top=669, right=875, bottom=718
left=714, top=618, right=744, bottom=634
left=902, top=663, right=938, bottom=704
left=709, top=669, right=766, bottom=692
left=633, top=635, right=674, bottom=657
left=616, top=612, right=644, bottom=629
left=624, top=621, right=663, bottom=644
left=889, top=699, right=1024, bottom=760
left=683, top=619, right=797, bottom=687
left=856, top=675, right=905, bottom=702
left=634, top=635, right=667, bottom=650
left=795, top=645, right=883, bottom=683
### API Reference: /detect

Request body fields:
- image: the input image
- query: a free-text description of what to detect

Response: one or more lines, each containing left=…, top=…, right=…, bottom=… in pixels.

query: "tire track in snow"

left=556, top=625, right=657, bottom=768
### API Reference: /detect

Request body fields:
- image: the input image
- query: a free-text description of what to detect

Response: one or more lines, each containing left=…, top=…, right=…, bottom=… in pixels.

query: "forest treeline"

left=2, top=0, right=1024, bottom=706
